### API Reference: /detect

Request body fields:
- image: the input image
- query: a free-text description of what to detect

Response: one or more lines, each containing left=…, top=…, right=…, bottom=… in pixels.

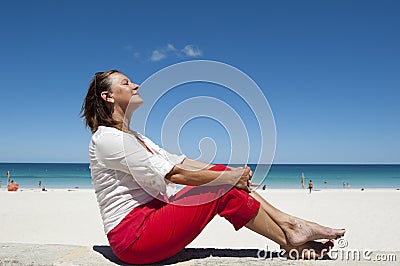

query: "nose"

left=131, top=83, right=139, bottom=90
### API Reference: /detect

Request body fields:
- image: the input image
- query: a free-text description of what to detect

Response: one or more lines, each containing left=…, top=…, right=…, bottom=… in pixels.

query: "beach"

left=0, top=188, right=399, bottom=264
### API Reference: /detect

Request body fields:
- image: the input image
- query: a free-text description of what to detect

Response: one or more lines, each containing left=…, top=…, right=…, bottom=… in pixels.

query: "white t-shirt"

left=89, top=126, right=186, bottom=234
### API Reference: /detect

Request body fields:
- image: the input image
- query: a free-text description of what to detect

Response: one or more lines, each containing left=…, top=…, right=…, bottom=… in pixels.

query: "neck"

left=112, top=108, right=131, bottom=131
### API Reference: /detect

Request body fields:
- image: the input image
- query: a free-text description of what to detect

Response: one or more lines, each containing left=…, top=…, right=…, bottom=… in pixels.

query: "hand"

left=230, top=165, right=253, bottom=177
left=230, top=165, right=252, bottom=193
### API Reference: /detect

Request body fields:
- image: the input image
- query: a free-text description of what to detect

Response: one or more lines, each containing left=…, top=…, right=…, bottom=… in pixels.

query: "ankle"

left=282, top=217, right=299, bottom=230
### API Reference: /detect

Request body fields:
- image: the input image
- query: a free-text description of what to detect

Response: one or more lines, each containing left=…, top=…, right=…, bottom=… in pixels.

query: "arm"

left=180, top=158, right=215, bottom=170
left=181, top=158, right=254, bottom=178
left=165, top=163, right=252, bottom=192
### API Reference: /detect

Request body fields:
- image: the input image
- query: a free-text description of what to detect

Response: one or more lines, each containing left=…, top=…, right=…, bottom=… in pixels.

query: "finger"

left=235, top=183, right=249, bottom=193
left=240, top=184, right=250, bottom=193
left=243, top=179, right=250, bottom=187
left=243, top=166, right=250, bottom=174
left=247, top=180, right=252, bottom=191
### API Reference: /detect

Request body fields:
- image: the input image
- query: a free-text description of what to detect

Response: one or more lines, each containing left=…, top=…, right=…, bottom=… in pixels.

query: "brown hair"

left=80, top=70, right=122, bottom=133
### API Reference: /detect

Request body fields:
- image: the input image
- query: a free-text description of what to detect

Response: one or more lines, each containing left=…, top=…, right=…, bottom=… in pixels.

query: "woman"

left=81, top=70, right=345, bottom=264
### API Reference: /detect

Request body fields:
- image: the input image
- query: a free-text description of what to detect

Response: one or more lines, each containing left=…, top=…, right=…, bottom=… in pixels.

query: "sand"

left=0, top=188, right=399, bottom=264
left=0, top=189, right=107, bottom=246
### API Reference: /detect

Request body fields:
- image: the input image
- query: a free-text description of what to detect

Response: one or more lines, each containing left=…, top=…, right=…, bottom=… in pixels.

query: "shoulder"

left=91, top=127, right=146, bottom=162
left=92, top=126, right=137, bottom=149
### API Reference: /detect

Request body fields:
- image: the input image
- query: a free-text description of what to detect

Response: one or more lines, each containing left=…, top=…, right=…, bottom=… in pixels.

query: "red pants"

left=107, top=165, right=261, bottom=264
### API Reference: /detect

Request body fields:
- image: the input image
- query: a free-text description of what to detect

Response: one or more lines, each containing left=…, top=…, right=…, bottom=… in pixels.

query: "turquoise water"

left=0, top=163, right=399, bottom=189
left=245, top=164, right=400, bottom=189
left=0, top=163, right=91, bottom=189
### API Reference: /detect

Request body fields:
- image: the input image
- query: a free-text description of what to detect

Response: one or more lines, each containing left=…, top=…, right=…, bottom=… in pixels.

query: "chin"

left=130, top=100, right=143, bottom=108
left=130, top=96, right=143, bottom=103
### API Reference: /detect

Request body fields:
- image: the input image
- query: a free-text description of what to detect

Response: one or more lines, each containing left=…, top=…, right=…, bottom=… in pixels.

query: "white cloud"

left=166, top=43, right=176, bottom=51
left=181, top=45, right=202, bottom=57
left=150, top=50, right=167, bottom=61
left=148, top=44, right=203, bottom=62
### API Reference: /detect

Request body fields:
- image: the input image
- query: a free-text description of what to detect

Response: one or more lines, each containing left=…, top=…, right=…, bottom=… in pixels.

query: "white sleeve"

left=94, top=131, right=176, bottom=194
left=161, top=149, right=186, bottom=165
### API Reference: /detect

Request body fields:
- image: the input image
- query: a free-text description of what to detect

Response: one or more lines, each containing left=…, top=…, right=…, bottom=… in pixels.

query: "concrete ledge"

left=0, top=243, right=115, bottom=266
left=0, top=243, right=398, bottom=265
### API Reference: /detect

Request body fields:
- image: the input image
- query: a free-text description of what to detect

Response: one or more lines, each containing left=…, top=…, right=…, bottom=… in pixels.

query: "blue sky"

left=0, top=0, right=399, bottom=163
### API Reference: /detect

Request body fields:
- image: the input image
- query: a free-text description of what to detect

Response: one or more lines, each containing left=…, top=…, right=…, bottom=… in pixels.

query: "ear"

left=100, top=91, right=115, bottom=103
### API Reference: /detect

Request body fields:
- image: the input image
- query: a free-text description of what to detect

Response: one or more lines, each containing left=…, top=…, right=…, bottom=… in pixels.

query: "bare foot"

left=281, top=240, right=333, bottom=260
left=282, top=217, right=345, bottom=246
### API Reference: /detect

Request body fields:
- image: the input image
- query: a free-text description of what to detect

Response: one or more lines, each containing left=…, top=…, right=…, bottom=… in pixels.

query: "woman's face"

left=109, top=72, right=143, bottom=111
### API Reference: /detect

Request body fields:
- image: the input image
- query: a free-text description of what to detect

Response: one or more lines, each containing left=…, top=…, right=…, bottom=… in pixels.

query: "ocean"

left=0, top=163, right=399, bottom=190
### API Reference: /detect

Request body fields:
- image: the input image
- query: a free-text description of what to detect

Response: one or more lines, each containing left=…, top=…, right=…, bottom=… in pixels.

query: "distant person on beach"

left=8, top=180, right=19, bottom=192
left=81, top=70, right=345, bottom=264
left=6, top=171, right=11, bottom=184
left=301, top=172, right=305, bottom=189
left=308, top=180, right=313, bottom=193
